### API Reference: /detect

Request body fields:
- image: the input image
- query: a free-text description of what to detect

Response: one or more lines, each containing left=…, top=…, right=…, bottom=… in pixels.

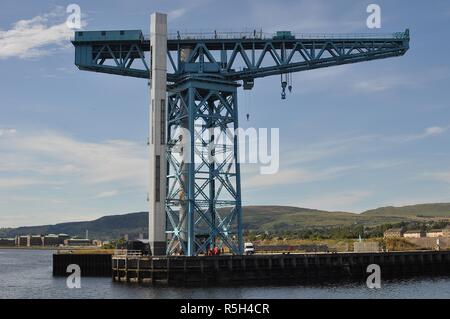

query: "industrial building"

left=0, top=233, right=95, bottom=248
left=16, top=235, right=29, bottom=246
left=0, top=238, right=15, bottom=246
left=42, top=234, right=60, bottom=246
left=404, top=230, right=426, bottom=239
left=57, top=234, right=70, bottom=245
left=65, top=238, right=93, bottom=246
left=28, top=235, right=43, bottom=246
left=384, top=228, right=405, bottom=238
left=384, top=227, right=450, bottom=239
left=426, top=229, right=445, bottom=238
left=445, top=227, right=450, bottom=237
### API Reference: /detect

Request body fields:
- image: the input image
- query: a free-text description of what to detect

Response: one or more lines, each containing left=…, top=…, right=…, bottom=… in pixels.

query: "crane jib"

left=72, top=29, right=410, bottom=84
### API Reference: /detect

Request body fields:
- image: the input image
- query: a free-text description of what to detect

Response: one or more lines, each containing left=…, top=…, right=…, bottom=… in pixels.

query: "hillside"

left=0, top=212, right=148, bottom=240
left=242, top=206, right=408, bottom=231
left=1, top=203, right=449, bottom=240
left=361, top=203, right=450, bottom=218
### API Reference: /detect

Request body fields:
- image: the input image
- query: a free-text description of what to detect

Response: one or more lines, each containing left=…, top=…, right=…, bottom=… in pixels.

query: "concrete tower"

left=148, top=12, right=167, bottom=255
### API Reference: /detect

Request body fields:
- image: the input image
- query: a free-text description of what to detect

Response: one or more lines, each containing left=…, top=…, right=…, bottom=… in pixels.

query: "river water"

left=1, top=249, right=450, bottom=299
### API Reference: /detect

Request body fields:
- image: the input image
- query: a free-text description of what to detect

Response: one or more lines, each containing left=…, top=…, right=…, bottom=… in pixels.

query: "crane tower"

left=72, top=12, right=409, bottom=256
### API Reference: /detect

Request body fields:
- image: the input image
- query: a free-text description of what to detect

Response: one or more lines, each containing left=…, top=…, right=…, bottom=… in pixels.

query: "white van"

left=244, top=242, right=255, bottom=255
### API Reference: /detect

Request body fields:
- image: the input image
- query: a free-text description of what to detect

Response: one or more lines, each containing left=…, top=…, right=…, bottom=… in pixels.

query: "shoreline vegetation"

left=0, top=238, right=442, bottom=253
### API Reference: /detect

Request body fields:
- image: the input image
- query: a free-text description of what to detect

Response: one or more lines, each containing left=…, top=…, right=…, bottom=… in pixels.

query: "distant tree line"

left=244, top=220, right=450, bottom=241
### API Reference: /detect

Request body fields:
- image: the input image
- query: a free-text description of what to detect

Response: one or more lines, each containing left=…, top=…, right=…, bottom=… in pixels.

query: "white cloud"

left=281, top=134, right=378, bottom=166
left=297, top=191, right=372, bottom=212
left=94, top=190, right=119, bottom=198
left=289, top=67, right=417, bottom=97
left=352, top=75, right=418, bottom=93
left=353, top=66, right=450, bottom=93
left=0, top=8, right=80, bottom=59
left=424, top=126, right=446, bottom=136
left=0, top=130, right=147, bottom=226
left=0, top=195, right=67, bottom=204
left=249, top=0, right=361, bottom=33
left=0, top=128, right=17, bottom=137
left=0, top=177, right=48, bottom=189
left=240, top=131, right=414, bottom=191
left=364, top=160, right=406, bottom=170
left=354, top=80, right=392, bottom=92
left=168, top=0, right=212, bottom=21
left=168, top=8, right=187, bottom=20
left=239, top=123, right=449, bottom=193
left=243, top=165, right=356, bottom=190
left=391, top=126, right=448, bottom=143
left=0, top=130, right=148, bottom=188
left=423, top=171, right=450, bottom=184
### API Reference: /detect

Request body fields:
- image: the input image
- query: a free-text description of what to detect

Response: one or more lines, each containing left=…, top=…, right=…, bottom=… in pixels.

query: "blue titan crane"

left=72, top=13, right=409, bottom=256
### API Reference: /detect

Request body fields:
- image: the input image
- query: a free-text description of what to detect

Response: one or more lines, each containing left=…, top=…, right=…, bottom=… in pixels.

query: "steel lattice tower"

left=166, top=78, right=242, bottom=256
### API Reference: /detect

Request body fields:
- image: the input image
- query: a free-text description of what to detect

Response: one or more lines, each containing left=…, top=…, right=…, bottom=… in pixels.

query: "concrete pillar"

left=149, top=12, right=167, bottom=256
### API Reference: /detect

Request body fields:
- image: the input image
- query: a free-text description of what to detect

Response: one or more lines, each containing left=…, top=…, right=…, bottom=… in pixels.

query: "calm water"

left=1, top=249, right=450, bottom=299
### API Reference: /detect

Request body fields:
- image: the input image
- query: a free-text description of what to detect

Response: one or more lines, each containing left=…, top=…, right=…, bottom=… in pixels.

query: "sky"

left=1, top=0, right=450, bottom=227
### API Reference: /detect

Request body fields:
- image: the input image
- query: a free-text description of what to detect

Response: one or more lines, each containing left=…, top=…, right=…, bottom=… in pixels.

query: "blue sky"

left=1, top=0, right=450, bottom=227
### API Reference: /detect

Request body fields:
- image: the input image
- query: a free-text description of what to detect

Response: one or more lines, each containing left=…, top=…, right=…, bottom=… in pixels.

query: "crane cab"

left=273, top=31, right=295, bottom=40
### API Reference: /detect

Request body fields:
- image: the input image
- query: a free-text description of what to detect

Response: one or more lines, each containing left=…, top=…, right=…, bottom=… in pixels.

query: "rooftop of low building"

left=404, top=230, right=425, bottom=234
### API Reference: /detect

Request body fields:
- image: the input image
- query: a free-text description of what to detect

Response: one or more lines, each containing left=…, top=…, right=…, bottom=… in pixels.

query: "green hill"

left=361, top=203, right=450, bottom=218
left=242, top=206, right=409, bottom=232
left=0, top=212, right=148, bottom=240
left=1, top=203, right=449, bottom=240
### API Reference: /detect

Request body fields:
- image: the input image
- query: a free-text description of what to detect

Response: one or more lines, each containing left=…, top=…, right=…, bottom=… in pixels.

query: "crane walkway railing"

left=150, top=30, right=409, bottom=41
left=71, top=29, right=409, bottom=43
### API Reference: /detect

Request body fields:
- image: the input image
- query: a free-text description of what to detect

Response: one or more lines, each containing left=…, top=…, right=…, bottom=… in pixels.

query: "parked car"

left=244, top=242, right=255, bottom=255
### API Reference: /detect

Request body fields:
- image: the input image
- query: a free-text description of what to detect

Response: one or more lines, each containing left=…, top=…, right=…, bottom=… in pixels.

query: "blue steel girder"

left=165, top=78, right=242, bottom=256
left=72, top=29, right=410, bottom=84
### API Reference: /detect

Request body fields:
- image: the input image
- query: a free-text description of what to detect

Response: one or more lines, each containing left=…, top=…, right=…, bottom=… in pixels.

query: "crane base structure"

left=166, top=78, right=242, bottom=256
left=72, top=12, right=410, bottom=257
